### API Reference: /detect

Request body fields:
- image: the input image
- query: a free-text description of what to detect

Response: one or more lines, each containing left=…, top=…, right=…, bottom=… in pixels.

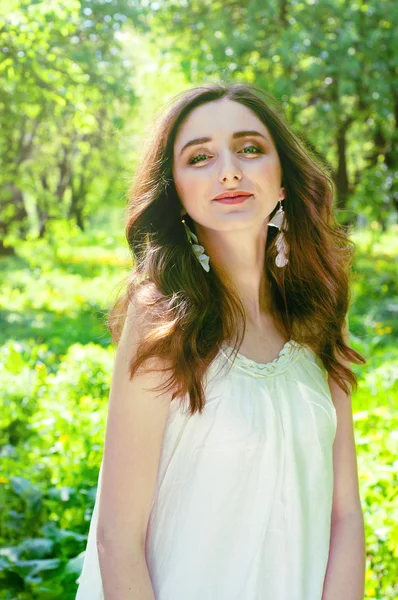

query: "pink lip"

left=214, top=195, right=252, bottom=204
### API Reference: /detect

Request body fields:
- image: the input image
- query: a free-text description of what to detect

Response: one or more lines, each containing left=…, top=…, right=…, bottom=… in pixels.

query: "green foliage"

left=140, top=0, right=397, bottom=227
left=356, top=407, right=398, bottom=597
left=0, top=0, right=396, bottom=254
left=0, top=223, right=130, bottom=597
left=0, top=224, right=397, bottom=598
left=0, top=337, right=114, bottom=597
left=0, top=0, right=397, bottom=595
left=0, top=0, right=138, bottom=247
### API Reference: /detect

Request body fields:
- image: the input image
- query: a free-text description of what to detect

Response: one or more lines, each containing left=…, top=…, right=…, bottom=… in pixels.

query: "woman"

left=76, top=83, right=366, bottom=599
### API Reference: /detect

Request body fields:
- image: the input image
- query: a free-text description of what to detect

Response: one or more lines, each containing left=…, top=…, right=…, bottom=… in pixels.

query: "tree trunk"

left=334, top=117, right=355, bottom=226
left=0, top=183, right=29, bottom=255
left=69, top=175, right=87, bottom=231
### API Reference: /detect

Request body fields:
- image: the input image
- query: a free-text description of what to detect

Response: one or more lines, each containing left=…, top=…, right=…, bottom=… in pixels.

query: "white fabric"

left=76, top=340, right=336, bottom=599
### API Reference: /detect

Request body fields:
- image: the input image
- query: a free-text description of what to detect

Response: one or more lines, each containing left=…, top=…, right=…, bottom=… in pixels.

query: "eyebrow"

left=179, top=130, right=270, bottom=156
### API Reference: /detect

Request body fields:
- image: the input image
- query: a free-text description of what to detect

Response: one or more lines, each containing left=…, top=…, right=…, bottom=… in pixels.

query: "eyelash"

left=187, top=144, right=263, bottom=165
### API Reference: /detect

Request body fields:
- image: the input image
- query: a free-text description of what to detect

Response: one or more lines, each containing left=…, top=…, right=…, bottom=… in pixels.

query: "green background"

left=0, top=1, right=397, bottom=598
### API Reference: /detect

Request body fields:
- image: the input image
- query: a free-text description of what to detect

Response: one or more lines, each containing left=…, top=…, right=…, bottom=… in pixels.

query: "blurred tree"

left=0, top=0, right=396, bottom=254
left=0, top=0, right=137, bottom=252
left=137, top=0, right=397, bottom=226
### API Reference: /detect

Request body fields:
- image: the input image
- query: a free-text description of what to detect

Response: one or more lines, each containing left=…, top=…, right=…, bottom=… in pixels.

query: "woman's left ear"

left=280, top=187, right=285, bottom=200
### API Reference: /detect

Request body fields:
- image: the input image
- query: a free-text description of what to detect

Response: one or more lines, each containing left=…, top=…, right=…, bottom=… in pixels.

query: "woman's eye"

left=188, top=153, right=208, bottom=165
left=187, top=144, right=262, bottom=165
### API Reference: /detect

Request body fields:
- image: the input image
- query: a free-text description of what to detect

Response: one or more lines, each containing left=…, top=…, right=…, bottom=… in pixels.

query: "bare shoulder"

left=97, top=290, right=173, bottom=551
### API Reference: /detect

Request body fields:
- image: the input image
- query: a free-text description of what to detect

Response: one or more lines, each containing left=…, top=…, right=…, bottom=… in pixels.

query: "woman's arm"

left=322, top=317, right=366, bottom=600
left=322, top=513, right=365, bottom=600
left=97, top=296, right=172, bottom=599
left=97, top=539, right=155, bottom=600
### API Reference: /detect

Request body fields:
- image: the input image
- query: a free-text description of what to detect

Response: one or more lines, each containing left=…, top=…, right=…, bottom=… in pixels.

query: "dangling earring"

left=268, top=199, right=289, bottom=267
left=181, top=218, right=210, bottom=272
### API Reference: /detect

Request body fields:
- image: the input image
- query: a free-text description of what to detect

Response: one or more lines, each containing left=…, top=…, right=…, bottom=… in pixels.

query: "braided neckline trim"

left=218, top=339, right=302, bottom=377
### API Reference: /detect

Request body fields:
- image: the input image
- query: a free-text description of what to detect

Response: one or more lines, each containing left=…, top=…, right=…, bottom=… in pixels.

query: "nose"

left=218, top=150, right=242, bottom=182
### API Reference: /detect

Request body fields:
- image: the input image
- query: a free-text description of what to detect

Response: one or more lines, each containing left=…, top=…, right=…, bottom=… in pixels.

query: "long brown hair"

left=108, top=82, right=366, bottom=415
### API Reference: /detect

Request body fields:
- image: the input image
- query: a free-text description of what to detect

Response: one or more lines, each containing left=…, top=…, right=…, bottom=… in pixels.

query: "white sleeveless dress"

left=75, top=340, right=336, bottom=600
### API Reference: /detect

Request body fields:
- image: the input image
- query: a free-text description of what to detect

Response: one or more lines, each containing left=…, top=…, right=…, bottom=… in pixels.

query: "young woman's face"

left=172, top=98, right=284, bottom=233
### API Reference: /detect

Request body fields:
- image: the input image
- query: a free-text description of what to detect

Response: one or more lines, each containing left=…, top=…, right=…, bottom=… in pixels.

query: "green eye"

left=242, top=145, right=261, bottom=154
left=188, top=144, right=262, bottom=165
left=188, top=153, right=207, bottom=165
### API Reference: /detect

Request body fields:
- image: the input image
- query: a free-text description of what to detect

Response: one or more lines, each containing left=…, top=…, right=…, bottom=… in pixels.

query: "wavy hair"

left=107, top=82, right=366, bottom=415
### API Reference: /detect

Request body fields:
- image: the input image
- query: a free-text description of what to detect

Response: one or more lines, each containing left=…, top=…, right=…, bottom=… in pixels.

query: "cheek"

left=178, top=170, right=208, bottom=196
left=255, top=158, right=281, bottom=182
left=176, top=178, right=205, bottom=213
left=174, top=170, right=192, bottom=197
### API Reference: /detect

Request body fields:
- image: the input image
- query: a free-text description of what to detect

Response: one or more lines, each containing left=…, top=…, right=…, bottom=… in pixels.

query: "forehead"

left=174, top=98, right=271, bottom=152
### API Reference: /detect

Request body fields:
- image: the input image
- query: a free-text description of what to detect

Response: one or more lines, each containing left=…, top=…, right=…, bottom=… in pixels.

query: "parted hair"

left=107, top=82, right=366, bottom=415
